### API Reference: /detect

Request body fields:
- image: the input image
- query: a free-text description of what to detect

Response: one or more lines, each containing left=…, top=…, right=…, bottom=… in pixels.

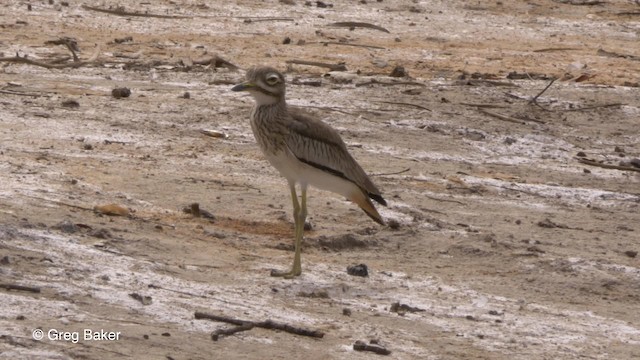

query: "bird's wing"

left=284, top=109, right=385, bottom=205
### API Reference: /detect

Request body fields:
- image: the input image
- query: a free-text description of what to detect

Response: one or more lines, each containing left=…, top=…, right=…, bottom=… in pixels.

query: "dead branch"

left=0, top=89, right=48, bottom=97
left=327, top=21, right=390, bottom=33
left=561, top=103, right=624, bottom=112
left=373, top=101, right=431, bottom=111
left=194, top=311, right=325, bottom=341
left=0, top=56, right=92, bottom=69
left=356, top=79, right=426, bottom=87
left=529, top=78, right=557, bottom=105
left=371, top=168, right=411, bottom=176
left=533, top=47, right=580, bottom=52
left=577, top=158, right=640, bottom=173
left=553, top=0, right=605, bottom=4
left=597, top=48, right=640, bottom=61
left=45, top=37, right=80, bottom=62
left=81, top=5, right=190, bottom=19
left=0, top=45, right=101, bottom=70
left=242, top=17, right=294, bottom=23
left=460, top=103, right=508, bottom=108
left=192, top=55, right=239, bottom=70
left=477, top=109, right=526, bottom=125
left=0, top=283, right=41, bottom=293
left=353, top=340, right=391, bottom=355
left=320, top=41, right=385, bottom=50
left=286, top=59, right=347, bottom=71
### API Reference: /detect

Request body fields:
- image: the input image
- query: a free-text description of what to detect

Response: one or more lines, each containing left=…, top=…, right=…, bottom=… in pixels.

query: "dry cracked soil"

left=1, top=1, right=639, bottom=359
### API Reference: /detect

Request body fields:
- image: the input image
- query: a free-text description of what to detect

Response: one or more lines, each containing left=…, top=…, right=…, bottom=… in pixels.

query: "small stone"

left=389, top=66, right=408, bottom=78
left=282, top=37, right=291, bottom=44
left=0, top=256, right=9, bottom=265
left=347, top=263, right=369, bottom=277
left=112, top=87, right=131, bottom=99
left=182, top=91, right=190, bottom=99
left=83, top=143, right=93, bottom=150
left=387, top=218, right=400, bottom=230
left=614, top=146, right=625, bottom=153
left=342, top=308, right=352, bottom=316
left=504, top=137, right=517, bottom=145
left=630, top=158, right=640, bottom=168
left=576, top=151, right=587, bottom=157
left=624, top=250, right=637, bottom=258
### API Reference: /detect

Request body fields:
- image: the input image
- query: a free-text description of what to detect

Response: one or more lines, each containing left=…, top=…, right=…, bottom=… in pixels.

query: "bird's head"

left=231, top=66, right=285, bottom=106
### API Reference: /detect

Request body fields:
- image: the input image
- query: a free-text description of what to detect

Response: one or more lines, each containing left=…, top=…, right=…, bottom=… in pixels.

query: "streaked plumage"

left=232, top=66, right=386, bottom=277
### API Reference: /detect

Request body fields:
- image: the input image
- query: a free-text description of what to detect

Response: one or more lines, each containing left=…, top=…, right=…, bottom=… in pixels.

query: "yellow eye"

left=265, top=74, right=280, bottom=85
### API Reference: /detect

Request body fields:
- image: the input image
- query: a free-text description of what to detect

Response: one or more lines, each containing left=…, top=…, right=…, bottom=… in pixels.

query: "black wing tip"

left=369, top=193, right=387, bottom=207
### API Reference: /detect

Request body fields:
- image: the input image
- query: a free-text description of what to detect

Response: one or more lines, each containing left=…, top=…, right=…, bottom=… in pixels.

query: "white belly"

left=264, top=151, right=359, bottom=198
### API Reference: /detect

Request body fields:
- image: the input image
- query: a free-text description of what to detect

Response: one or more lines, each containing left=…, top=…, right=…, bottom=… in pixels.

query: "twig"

left=320, top=41, right=385, bottom=50
left=577, top=158, right=640, bottom=173
left=373, top=101, right=431, bottom=111
left=597, top=48, right=640, bottom=61
left=0, top=283, right=41, bottom=293
left=529, top=78, right=557, bottom=105
left=0, top=89, right=47, bottom=97
left=328, top=22, right=390, bottom=33
left=371, top=168, right=411, bottom=176
left=353, top=340, right=391, bottom=355
left=424, top=194, right=466, bottom=205
left=0, top=56, right=92, bottom=69
left=533, top=47, right=580, bottom=52
left=460, top=103, right=508, bottom=108
left=477, top=109, right=526, bottom=125
left=194, top=311, right=325, bottom=341
left=243, top=17, right=294, bottom=23
left=560, top=103, right=624, bottom=112
left=286, top=59, right=347, bottom=71
left=45, top=37, right=80, bottom=62
left=356, top=79, right=426, bottom=87
left=0, top=45, right=100, bottom=69
left=81, top=5, right=190, bottom=19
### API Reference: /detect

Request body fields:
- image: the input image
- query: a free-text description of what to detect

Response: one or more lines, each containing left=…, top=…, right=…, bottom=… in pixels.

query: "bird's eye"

left=265, top=74, right=280, bottom=85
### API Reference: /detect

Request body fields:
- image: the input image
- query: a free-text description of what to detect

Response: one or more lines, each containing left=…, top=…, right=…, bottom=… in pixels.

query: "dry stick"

left=561, top=103, right=624, bottom=112
left=194, top=312, right=325, bottom=340
left=243, top=17, right=294, bottom=23
left=533, top=47, right=580, bottom=52
left=374, top=101, right=431, bottom=111
left=477, top=108, right=527, bottom=125
left=0, top=89, right=47, bottom=97
left=81, top=5, right=191, bottom=19
left=371, top=168, right=411, bottom=177
left=356, top=79, right=427, bottom=87
left=45, top=38, right=80, bottom=62
left=286, top=59, right=347, bottom=71
left=0, top=283, right=41, bottom=293
left=460, top=103, right=508, bottom=108
left=320, top=41, right=386, bottom=50
left=529, top=78, right=557, bottom=105
left=577, top=158, right=640, bottom=173
left=0, top=56, right=91, bottom=69
left=327, top=21, right=390, bottom=33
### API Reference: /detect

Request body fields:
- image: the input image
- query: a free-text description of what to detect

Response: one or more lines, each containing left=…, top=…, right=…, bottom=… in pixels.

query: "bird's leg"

left=271, top=182, right=304, bottom=278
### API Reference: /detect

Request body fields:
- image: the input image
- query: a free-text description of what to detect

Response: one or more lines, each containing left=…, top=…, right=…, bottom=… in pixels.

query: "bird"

left=231, top=66, right=386, bottom=278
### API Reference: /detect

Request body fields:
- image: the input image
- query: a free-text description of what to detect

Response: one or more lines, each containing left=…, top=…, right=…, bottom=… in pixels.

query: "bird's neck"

left=252, top=98, right=288, bottom=119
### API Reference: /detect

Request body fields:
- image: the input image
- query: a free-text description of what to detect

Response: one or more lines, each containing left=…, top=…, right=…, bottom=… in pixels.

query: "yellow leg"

left=271, top=183, right=307, bottom=278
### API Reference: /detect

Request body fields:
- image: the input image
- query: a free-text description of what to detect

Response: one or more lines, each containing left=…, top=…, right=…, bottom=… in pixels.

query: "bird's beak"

left=231, top=82, right=254, bottom=92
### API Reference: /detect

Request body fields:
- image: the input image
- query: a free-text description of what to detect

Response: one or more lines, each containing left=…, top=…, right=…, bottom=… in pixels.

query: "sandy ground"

left=1, top=0, right=639, bottom=359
